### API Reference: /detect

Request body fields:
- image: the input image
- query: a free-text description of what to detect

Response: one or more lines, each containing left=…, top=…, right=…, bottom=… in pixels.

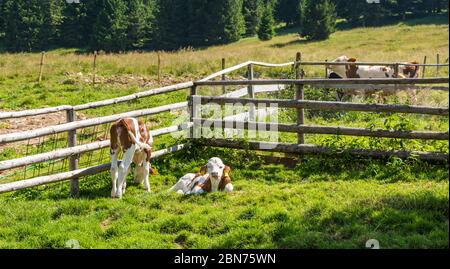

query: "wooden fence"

left=0, top=81, right=196, bottom=196
left=0, top=54, right=448, bottom=196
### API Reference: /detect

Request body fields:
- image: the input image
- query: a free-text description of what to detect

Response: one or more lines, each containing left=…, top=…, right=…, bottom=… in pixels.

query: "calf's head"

left=205, top=157, right=226, bottom=179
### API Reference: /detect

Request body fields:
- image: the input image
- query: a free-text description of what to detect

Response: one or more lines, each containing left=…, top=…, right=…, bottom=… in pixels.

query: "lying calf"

left=169, top=157, right=233, bottom=195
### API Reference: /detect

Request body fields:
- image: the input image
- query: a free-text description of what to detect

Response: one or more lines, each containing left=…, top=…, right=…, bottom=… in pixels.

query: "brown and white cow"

left=168, top=157, right=233, bottom=195
left=399, top=61, right=420, bottom=78
left=109, top=117, right=153, bottom=198
left=326, top=56, right=419, bottom=102
left=327, top=56, right=420, bottom=79
left=326, top=55, right=407, bottom=79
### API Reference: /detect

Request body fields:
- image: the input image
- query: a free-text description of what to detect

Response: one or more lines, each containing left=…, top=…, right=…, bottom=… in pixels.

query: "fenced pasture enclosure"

left=0, top=52, right=448, bottom=197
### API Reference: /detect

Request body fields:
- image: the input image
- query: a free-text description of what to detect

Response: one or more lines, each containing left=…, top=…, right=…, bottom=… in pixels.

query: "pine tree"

left=154, top=0, right=189, bottom=50
left=60, top=0, right=88, bottom=47
left=3, top=0, right=61, bottom=51
left=141, top=0, right=157, bottom=49
left=275, top=0, right=301, bottom=26
left=186, top=0, right=209, bottom=46
left=0, top=0, right=5, bottom=36
left=91, top=0, right=128, bottom=52
left=126, top=0, right=147, bottom=50
left=258, top=5, right=275, bottom=41
left=299, top=0, right=336, bottom=41
left=199, top=0, right=245, bottom=45
left=242, top=0, right=262, bottom=37
left=41, top=0, right=63, bottom=48
left=221, top=0, right=246, bottom=43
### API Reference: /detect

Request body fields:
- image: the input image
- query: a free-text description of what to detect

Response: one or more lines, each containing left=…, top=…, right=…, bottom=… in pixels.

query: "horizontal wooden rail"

left=0, top=141, right=109, bottom=171
left=0, top=123, right=191, bottom=171
left=0, top=105, right=73, bottom=120
left=198, top=60, right=448, bottom=82
left=199, top=139, right=448, bottom=161
left=0, top=144, right=185, bottom=194
left=199, top=61, right=252, bottom=82
left=73, top=81, right=193, bottom=111
left=300, top=61, right=449, bottom=67
left=250, top=61, right=295, bottom=68
left=0, top=102, right=188, bottom=145
left=0, top=82, right=193, bottom=120
left=195, top=119, right=449, bottom=140
left=193, top=96, right=449, bottom=116
left=311, top=84, right=449, bottom=91
left=195, top=77, right=449, bottom=86
left=0, top=84, right=268, bottom=145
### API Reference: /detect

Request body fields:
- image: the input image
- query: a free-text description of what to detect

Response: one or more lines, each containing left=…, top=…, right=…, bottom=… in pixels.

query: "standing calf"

left=110, top=117, right=153, bottom=198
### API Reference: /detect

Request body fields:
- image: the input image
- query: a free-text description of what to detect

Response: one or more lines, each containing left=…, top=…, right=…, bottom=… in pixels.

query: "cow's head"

left=327, top=55, right=357, bottom=78
left=401, top=61, right=420, bottom=78
left=205, top=157, right=226, bottom=180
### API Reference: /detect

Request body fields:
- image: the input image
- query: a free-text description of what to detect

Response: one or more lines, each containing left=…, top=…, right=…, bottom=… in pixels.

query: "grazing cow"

left=326, top=55, right=406, bottom=79
left=169, top=157, right=233, bottom=195
left=326, top=56, right=421, bottom=102
left=110, top=117, right=153, bottom=198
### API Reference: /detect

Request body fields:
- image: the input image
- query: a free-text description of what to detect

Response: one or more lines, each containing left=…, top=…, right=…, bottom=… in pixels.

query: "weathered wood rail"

left=190, top=70, right=449, bottom=162
left=201, top=139, right=449, bottom=162
left=0, top=81, right=195, bottom=196
left=0, top=82, right=193, bottom=120
left=0, top=54, right=448, bottom=196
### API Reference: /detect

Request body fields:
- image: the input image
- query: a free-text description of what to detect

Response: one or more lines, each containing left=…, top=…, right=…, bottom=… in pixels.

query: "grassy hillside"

left=0, top=15, right=448, bottom=113
left=0, top=16, right=448, bottom=249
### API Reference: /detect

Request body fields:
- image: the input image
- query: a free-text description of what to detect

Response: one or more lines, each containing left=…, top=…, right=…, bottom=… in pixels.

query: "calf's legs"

left=134, top=161, right=151, bottom=192
left=142, top=161, right=151, bottom=192
left=110, top=150, right=119, bottom=198
left=115, top=145, right=136, bottom=198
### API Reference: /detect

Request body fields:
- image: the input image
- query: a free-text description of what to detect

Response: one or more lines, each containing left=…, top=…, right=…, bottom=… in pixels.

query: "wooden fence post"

left=247, top=63, right=255, bottom=121
left=324, top=59, right=328, bottom=78
left=38, top=52, right=45, bottom=83
left=436, top=53, right=440, bottom=76
left=189, top=86, right=199, bottom=139
left=221, top=58, right=226, bottom=94
left=394, top=63, right=399, bottom=91
left=92, top=51, right=97, bottom=86
left=422, top=56, right=427, bottom=78
left=157, top=51, right=161, bottom=85
left=66, top=108, right=79, bottom=198
left=295, top=52, right=305, bottom=146
left=394, top=63, right=399, bottom=77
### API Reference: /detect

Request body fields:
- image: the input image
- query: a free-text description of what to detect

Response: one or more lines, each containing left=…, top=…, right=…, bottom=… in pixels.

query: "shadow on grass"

left=270, top=38, right=315, bottom=49
left=336, top=14, right=449, bottom=31
left=5, top=142, right=448, bottom=201
left=271, top=191, right=449, bottom=248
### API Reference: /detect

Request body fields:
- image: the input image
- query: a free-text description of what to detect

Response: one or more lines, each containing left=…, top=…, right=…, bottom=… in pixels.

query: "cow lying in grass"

left=110, top=117, right=154, bottom=198
left=326, top=55, right=419, bottom=102
left=169, top=157, right=234, bottom=195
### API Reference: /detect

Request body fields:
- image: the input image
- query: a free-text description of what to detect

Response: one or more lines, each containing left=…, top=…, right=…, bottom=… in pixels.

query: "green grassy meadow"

left=0, top=16, right=448, bottom=249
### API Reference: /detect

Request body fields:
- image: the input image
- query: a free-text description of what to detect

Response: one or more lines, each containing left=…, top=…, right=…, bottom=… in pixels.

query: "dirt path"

left=0, top=111, right=89, bottom=151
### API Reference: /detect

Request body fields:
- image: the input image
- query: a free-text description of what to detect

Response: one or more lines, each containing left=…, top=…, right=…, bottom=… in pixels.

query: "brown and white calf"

left=109, top=117, right=153, bottom=198
left=168, top=157, right=233, bottom=195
